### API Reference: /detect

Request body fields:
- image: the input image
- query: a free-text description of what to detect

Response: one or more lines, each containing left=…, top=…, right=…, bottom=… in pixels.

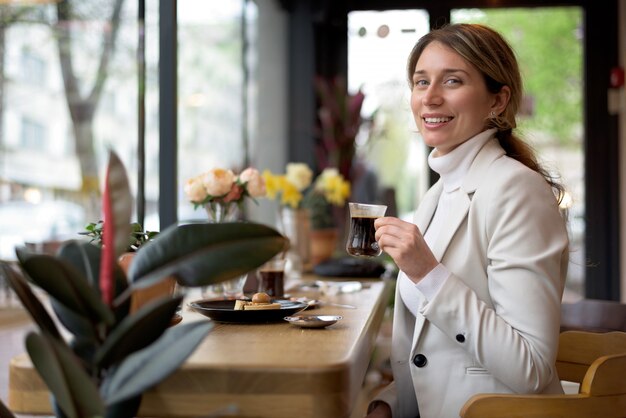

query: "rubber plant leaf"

left=128, top=222, right=288, bottom=289
left=55, top=240, right=131, bottom=331
left=101, top=319, right=214, bottom=405
left=99, top=150, right=132, bottom=306
left=26, top=332, right=105, bottom=418
left=57, top=240, right=102, bottom=287
left=1, top=262, right=61, bottom=340
left=21, top=254, right=115, bottom=326
left=94, top=296, right=182, bottom=368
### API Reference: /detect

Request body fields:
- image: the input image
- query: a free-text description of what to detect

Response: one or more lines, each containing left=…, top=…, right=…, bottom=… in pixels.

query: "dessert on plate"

left=234, top=292, right=281, bottom=310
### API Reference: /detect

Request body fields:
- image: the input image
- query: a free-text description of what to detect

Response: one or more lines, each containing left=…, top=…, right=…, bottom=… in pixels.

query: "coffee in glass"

left=256, top=257, right=286, bottom=298
left=346, top=202, right=387, bottom=257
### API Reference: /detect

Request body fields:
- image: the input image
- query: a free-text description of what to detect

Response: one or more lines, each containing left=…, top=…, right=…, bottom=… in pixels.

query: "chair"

left=560, top=298, right=626, bottom=333
left=460, top=331, right=626, bottom=418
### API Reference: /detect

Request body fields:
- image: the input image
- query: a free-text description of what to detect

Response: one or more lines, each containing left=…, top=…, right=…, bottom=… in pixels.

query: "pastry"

left=233, top=292, right=281, bottom=311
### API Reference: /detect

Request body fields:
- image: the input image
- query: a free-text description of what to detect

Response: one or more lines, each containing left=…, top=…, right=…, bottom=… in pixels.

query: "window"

left=20, top=117, right=45, bottom=150
left=348, top=9, right=430, bottom=216
left=20, top=49, right=46, bottom=86
left=453, top=7, right=585, bottom=301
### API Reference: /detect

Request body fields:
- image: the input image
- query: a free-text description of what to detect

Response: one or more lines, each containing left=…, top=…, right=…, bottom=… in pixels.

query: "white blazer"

left=375, top=137, right=569, bottom=418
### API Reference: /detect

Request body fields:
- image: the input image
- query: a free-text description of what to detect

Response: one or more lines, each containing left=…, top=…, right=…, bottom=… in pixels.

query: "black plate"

left=189, top=299, right=308, bottom=323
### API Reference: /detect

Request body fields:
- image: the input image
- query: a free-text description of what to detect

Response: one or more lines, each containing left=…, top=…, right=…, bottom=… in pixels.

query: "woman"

left=366, top=23, right=569, bottom=418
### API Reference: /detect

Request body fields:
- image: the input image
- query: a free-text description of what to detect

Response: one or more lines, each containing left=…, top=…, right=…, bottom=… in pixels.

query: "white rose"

left=201, top=168, right=235, bottom=197
left=184, top=175, right=208, bottom=202
left=286, top=163, right=313, bottom=191
left=239, top=167, right=266, bottom=197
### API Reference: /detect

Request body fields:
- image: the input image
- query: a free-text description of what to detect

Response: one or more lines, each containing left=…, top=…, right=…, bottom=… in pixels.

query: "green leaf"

left=1, top=262, right=62, bottom=339
left=94, top=296, right=182, bottom=368
left=21, top=255, right=115, bottom=326
left=101, top=320, right=213, bottom=405
left=51, top=300, right=97, bottom=341
left=128, top=222, right=288, bottom=289
left=26, top=332, right=105, bottom=418
left=57, top=240, right=102, bottom=287
left=56, top=240, right=131, bottom=325
left=106, top=150, right=133, bottom=259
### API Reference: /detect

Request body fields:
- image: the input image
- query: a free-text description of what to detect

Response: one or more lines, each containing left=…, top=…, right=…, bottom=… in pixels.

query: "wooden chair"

left=560, top=298, right=626, bottom=333
left=460, top=331, right=626, bottom=418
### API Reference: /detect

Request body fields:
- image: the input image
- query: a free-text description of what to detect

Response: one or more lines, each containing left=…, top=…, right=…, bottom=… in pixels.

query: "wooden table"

left=8, top=277, right=391, bottom=418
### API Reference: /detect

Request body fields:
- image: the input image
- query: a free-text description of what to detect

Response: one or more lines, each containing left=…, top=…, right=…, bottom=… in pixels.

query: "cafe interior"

left=1, top=0, right=626, bottom=417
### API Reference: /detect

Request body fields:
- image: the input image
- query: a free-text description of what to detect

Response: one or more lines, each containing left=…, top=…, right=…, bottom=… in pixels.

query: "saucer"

left=283, top=314, right=342, bottom=328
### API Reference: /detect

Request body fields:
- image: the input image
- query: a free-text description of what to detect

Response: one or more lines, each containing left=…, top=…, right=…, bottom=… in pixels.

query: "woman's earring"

left=490, top=111, right=497, bottom=118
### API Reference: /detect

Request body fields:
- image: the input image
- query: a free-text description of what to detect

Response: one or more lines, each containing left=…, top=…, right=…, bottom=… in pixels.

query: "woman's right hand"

left=374, top=216, right=438, bottom=283
left=365, top=401, right=392, bottom=418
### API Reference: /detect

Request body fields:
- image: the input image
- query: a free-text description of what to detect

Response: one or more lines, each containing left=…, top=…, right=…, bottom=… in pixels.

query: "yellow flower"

left=314, top=168, right=351, bottom=206
left=279, top=178, right=303, bottom=208
left=286, top=163, right=313, bottom=191
left=262, top=170, right=281, bottom=199
left=263, top=168, right=306, bottom=208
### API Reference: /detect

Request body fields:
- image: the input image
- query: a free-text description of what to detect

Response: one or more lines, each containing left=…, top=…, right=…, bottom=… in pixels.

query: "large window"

left=0, top=1, right=148, bottom=259
left=0, top=0, right=257, bottom=260
left=348, top=9, right=430, bottom=216
left=453, top=7, right=585, bottom=301
left=348, top=6, right=584, bottom=300
left=174, top=0, right=255, bottom=224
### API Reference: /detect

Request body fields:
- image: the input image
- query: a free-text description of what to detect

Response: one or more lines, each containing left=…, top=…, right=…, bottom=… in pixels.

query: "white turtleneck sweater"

left=399, top=129, right=496, bottom=317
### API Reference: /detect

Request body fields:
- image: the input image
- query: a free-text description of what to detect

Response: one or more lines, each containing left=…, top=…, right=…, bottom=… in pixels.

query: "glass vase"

left=277, top=207, right=311, bottom=282
left=202, top=201, right=248, bottom=299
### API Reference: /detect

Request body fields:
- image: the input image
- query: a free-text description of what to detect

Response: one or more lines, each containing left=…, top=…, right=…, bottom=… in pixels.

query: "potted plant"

left=0, top=151, right=287, bottom=418
left=301, top=168, right=351, bottom=265
left=79, top=221, right=170, bottom=313
left=314, top=75, right=365, bottom=184
left=263, top=165, right=350, bottom=268
left=80, top=221, right=159, bottom=252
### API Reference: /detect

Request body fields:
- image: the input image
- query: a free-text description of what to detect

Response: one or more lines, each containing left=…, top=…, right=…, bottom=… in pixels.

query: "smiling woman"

left=366, top=23, right=569, bottom=418
left=409, top=41, right=512, bottom=155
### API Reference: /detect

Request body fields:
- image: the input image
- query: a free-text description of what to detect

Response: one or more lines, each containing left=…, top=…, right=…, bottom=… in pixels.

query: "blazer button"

left=413, top=354, right=428, bottom=368
left=456, top=334, right=466, bottom=343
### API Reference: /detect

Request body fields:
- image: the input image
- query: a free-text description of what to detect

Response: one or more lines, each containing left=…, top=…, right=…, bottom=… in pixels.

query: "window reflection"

left=0, top=1, right=143, bottom=259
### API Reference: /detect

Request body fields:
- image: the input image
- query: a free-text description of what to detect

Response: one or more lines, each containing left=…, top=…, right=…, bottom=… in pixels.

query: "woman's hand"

left=374, top=216, right=438, bottom=283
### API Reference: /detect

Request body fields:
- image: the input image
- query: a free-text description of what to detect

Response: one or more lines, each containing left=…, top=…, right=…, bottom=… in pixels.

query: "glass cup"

left=256, top=257, right=287, bottom=298
left=346, top=202, right=387, bottom=258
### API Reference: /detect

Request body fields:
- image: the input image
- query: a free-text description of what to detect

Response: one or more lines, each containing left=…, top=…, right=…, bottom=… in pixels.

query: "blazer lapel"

left=429, top=192, right=471, bottom=262
left=414, top=181, right=442, bottom=233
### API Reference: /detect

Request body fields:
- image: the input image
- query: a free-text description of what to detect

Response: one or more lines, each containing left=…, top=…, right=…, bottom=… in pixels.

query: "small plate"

left=289, top=297, right=321, bottom=309
left=189, top=299, right=307, bottom=323
left=283, top=314, right=342, bottom=328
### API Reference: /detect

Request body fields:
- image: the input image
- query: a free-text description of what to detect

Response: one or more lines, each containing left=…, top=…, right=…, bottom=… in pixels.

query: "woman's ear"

left=492, top=85, right=511, bottom=116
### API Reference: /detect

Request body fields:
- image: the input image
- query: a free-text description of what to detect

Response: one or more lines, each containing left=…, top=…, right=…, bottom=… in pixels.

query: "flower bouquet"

left=184, top=167, right=266, bottom=222
left=262, top=163, right=314, bottom=271
left=263, top=164, right=351, bottom=267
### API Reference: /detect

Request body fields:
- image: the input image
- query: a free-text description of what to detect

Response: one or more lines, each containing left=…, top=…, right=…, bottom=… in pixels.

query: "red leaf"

left=99, top=161, right=115, bottom=306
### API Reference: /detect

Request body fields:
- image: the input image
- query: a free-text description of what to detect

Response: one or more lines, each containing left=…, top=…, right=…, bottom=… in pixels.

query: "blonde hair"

left=407, top=23, right=564, bottom=201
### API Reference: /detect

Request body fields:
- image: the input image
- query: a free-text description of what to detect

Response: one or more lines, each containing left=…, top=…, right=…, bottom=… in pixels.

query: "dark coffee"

left=346, top=216, right=381, bottom=257
left=257, top=269, right=284, bottom=298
